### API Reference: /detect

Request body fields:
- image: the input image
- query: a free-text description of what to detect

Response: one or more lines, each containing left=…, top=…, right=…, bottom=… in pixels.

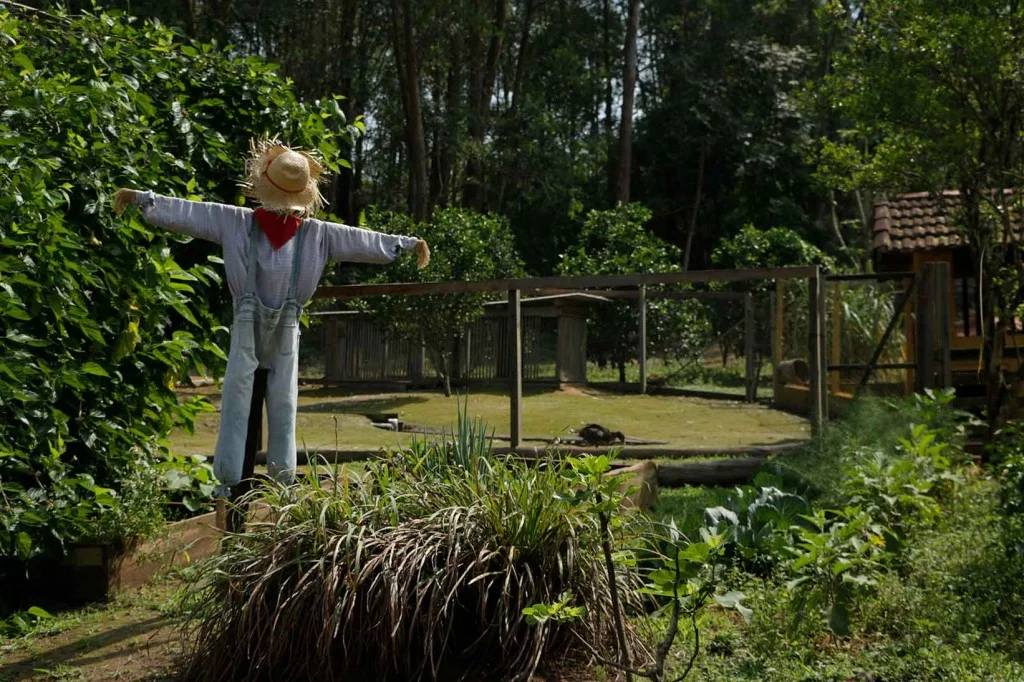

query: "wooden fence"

left=311, top=266, right=827, bottom=446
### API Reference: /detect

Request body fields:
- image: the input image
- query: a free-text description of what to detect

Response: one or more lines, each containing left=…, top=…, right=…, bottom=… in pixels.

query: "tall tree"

left=390, top=0, right=430, bottom=220
left=615, top=0, right=641, bottom=204
left=463, top=0, right=509, bottom=210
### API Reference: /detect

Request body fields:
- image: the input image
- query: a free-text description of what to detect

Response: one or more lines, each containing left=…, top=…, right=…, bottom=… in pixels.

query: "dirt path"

left=0, top=585, right=180, bottom=682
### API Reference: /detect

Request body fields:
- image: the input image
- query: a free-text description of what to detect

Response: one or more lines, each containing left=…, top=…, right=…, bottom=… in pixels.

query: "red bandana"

left=254, top=208, right=301, bottom=250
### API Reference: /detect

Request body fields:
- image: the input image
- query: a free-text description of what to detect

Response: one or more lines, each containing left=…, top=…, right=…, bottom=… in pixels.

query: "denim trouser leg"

left=213, top=309, right=259, bottom=495
left=265, top=337, right=299, bottom=484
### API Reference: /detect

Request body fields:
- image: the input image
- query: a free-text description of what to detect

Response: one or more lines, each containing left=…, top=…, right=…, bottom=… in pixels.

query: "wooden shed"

left=872, top=190, right=1023, bottom=393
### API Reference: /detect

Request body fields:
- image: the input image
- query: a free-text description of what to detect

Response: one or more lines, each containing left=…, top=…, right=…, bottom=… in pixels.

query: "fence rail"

left=313, top=266, right=818, bottom=300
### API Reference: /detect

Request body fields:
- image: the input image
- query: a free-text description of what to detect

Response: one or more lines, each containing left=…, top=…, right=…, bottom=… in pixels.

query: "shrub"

left=0, top=5, right=356, bottom=581
left=179, top=411, right=648, bottom=681
left=358, top=208, right=526, bottom=397
left=557, top=204, right=712, bottom=381
left=993, top=420, right=1024, bottom=552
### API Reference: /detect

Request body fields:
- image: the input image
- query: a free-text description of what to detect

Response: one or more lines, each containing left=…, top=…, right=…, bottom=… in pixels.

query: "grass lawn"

left=170, top=384, right=808, bottom=456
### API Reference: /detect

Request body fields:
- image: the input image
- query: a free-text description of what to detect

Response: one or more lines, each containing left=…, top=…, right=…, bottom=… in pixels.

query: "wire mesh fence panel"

left=826, top=278, right=912, bottom=399
left=772, top=278, right=812, bottom=412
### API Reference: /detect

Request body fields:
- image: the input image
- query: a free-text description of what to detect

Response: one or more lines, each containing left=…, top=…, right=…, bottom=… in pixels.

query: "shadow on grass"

left=1, top=616, right=169, bottom=682
left=296, top=394, right=431, bottom=415
left=296, top=384, right=578, bottom=415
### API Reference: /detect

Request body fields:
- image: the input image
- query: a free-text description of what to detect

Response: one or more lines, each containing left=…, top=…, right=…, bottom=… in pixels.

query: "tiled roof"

left=873, top=190, right=1022, bottom=253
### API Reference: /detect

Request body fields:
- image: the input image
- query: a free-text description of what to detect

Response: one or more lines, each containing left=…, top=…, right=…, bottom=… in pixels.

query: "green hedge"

left=0, top=5, right=356, bottom=587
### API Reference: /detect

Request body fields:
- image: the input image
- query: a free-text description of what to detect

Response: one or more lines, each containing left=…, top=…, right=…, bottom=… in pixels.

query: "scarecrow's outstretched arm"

left=320, top=220, right=430, bottom=268
left=113, top=188, right=246, bottom=245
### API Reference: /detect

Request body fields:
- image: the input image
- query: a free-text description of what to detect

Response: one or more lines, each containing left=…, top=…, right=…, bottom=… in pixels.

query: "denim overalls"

left=212, top=218, right=304, bottom=497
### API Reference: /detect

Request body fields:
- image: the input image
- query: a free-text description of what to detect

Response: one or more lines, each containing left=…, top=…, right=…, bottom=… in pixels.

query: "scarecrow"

left=113, top=139, right=429, bottom=498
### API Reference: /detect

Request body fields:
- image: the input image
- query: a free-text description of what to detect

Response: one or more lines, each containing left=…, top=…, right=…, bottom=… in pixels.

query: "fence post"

left=808, top=267, right=826, bottom=431
left=934, top=261, right=952, bottom=389
left=773, top=280, right=784, bottom=401
left=915, top=264, right=935, bottom=392
left=638, top=284, right=648, bottom=395
left=508, top=288, right=523, bottom=450
left=830, top=280, right=842, bottom=396
left=744, top=291, right=756, bottom=402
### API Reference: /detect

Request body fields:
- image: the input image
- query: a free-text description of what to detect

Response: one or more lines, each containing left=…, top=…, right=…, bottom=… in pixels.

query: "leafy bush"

left=778, top=389, right=970, bottom=503
left=784, top=507, right=887, bottom=637
left=0, top=5, right=355, bottom=577
left=842, top=425, right=963, bottom=547
left=993, top=420, right=1024, bottom=552
left=710, top=224, right=833, bottom=365
left=558, top=204, right=712, bottom=381
left=711, top=224, right=834, bottom=275
left=179, top=413, right=647, bottom=681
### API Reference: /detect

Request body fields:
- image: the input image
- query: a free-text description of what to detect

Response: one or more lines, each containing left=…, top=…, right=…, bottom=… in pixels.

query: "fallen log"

left=655, top=457, right=766, bottom=487
left=255, top=440, right=807, bottom=466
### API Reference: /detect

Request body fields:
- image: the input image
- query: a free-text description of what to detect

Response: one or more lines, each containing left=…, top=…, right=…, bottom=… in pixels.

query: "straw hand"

left=113, top=188, right=136, bottom=217
left=415, top=240, right=431, bottom=270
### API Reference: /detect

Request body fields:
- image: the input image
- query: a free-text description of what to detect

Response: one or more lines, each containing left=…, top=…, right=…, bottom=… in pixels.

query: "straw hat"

left=243, top=138, right=326, bottom=215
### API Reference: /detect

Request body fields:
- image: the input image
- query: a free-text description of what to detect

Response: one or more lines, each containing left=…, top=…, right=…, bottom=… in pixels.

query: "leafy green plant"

left=993, top=420, right=1024, bottom=553
left=894, top=388, right=976, bottom=455
left=157, top=454, right=217, bottom=519
left=785, top=507, right=887, bottom=637
left=705, top=485, right=811, bottom=575
left=843, top=424, right=963, bottom=543
left=0, top=606, right=53, bottom=639
left=531, top=457, right=751, bottom=682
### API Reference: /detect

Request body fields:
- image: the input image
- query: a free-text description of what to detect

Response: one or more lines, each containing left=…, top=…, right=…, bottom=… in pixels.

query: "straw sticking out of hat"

left=242, top=137, right=327, bottom=216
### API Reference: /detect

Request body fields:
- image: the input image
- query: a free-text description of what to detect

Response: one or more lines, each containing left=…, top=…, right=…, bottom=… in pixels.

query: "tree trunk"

left=182, top=0, right=197, bottom=37
left=615, top=0, right=642, bottom=205
left=682, top=145, right=706, bottom=271
left=463, top=0, right=508, bottom=211
left=329, top=0, right=361, bottom=222
left=390, top=0, right=429, bottom=221
left=508, top=0, right=535, bottom=121
left=603, top=0, right=615, bottom=205
left=440, top=34, right=464, bottom=207
left=442, top=352, right=453, bottom=397
left=829, top=189, right=848, bottom=250
left=618, top=358, right=627, bottom=384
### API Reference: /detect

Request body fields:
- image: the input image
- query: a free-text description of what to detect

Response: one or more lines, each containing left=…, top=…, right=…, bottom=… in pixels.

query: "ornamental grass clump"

left=179, top=406, right=647, bottom=681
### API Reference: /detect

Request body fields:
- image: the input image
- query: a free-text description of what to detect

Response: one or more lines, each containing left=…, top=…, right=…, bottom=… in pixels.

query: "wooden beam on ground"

left=638, top=284, right=647, bottom=395
left=509, top=288, right=523, bottom=449
left=655, top=457, right=767, bottom=487
left=312, top=267, right=818, bottom=300
left=260, top=440, right=808, bottom=466
left=744, top=291, right=756, bottom=402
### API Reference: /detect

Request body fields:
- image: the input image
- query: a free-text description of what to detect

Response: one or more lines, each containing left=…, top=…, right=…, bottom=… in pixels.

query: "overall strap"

left=286, top=222, right=304, bottom=301
left=244, top=213, right=260, bottom=296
